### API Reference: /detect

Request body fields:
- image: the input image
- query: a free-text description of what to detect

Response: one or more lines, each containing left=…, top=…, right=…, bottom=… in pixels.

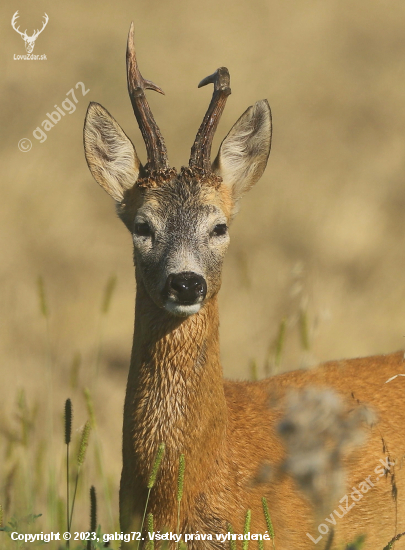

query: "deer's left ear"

left=212, top=99, right=272, bottom=215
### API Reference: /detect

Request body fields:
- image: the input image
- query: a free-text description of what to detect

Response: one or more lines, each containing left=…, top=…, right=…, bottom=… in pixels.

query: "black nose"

left=166, top=272, right=207, bottom=305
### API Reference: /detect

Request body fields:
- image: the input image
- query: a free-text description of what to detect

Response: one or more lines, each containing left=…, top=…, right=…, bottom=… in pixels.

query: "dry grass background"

left=2, top=0, right=405, bottom=536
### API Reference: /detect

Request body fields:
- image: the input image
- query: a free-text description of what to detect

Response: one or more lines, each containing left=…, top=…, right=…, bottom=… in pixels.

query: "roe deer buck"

left=84, top=23, right=405, bottom=549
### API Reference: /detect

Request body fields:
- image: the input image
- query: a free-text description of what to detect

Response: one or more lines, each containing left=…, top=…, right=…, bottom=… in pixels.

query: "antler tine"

left=126, top=22, right=169, bottom=172
left=189, top=67, right=231, bottom=172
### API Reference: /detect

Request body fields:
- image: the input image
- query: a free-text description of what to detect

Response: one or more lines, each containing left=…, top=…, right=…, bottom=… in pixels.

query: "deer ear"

left=212, top=99, right=272, bottom=215
left=84, top=102, right=141, bottom=202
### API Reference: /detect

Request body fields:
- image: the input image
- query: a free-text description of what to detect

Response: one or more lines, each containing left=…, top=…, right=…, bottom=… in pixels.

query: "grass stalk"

left=242, top=509, right=251, bottom=550
left=249, top=360, right=258, bottom=381
left=265, top=318, right=287, bottom=376
left=37, top=276, right=57, bottom=525
left=274, top=318, right=287, bottom=370
left=70, top=421, right=91, bottom=529
left=84, top=387, right=114, bottom=531
left=323, top=528, right=334, bottom=550
left=176, top=454, right=185, bottom=549
left=93, top=275, right=117, bottom=386
left=87, top=486, right=97, bottom=550
left=299, top=308, right=310, bottom=351
left=261, top=497, right=275, bottom=549
left=137, top=443, right=165, bottom=550
left=147, top=512, right=154, bottom=550
left=227, top=523, right=237, bottom=550
left=90, top=486, right=97, bottom=533
left=64, top=399, right=72, bottom=546
left=70, top=352, right=81, bottom=390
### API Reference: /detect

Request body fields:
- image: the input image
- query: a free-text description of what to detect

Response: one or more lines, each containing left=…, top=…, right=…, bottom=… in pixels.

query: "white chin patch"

left=165, top=301, right=201, bottom=317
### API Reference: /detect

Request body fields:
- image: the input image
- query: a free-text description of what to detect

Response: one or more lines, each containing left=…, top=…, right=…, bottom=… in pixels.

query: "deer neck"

left=124, top=276, right=228, bottom=484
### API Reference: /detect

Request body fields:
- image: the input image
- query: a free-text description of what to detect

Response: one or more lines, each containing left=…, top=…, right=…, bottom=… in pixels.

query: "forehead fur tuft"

left=135, top=165, right=223, bottom=190
left=178, top=166, right=223, bottom=190
left=136, top=167, right=178, bottom=189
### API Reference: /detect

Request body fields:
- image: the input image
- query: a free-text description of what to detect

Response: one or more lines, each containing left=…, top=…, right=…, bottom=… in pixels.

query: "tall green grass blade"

left=147, top=512, right=154, bottom=550
left=64, top=398, right=72, bottom=544
left=250, top=359, right=258, bottom=381
left=101, top=275, right=117, bottom=315
left=77, top=421, right=91, bottom=467
left=177, top=454, right=185, bottom=549
left=70, top=421, right=91, bottom=529
left=148, top=443, right=165, bottom=489
left=227, top=523, right=237, bottom=550
left=37, top=276, right=49, bottom=319
left=138, top=444, right=165, bottom=550
left=242, top=509, right=251, bottom=550
left=37, top=276, right=55, bottom=526
left=299, top=308, right=310, bottom=351
left=70, top=352, right=81, bottom=390
left=261, top=497, right=275, bottom=549
left=87, top=486, right=97, bottom=550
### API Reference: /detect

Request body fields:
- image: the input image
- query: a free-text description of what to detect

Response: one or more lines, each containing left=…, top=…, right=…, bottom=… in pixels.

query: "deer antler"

left=11, top=11, right=26, bottom=38
left=31, top=13, right=49, bottom=40
left=126, top=22, right=169, bottom=172
left=189, top=67, right=231, bottom=172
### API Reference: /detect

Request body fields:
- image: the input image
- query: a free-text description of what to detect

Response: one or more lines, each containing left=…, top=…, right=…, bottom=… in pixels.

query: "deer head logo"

left=11, top=11, right=49, bottom=54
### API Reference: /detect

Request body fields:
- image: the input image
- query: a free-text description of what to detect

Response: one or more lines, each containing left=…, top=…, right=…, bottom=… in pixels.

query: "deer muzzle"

left=163, top=272, right=207, bottom=316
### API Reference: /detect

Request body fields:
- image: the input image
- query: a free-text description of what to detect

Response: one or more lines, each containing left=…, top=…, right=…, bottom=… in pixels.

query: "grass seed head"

left=242, top=510, right=251, bottom=550
left=101, top=275, right=117, bottom=314
left=261, top=497, right=275, bottom=539
left=77, top=421, right=91, bottom=467
left=89, top=486, right=97, bottom=534
left=227, top=524, right=237, bottom=550
left=147, top=443, right=165, bottom=489
left=177, top=454, right=185, bottom=502
left=64, top=399, right=72, bottom=445
left=37, top=276, right=49, bottom=319
left=84, top=389, right=96, bottom=429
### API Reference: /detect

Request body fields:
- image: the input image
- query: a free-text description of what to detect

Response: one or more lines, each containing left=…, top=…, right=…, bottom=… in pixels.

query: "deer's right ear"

left=84, top=102, right=141, bottom=202
left=212, top=99, right=272, bottom=215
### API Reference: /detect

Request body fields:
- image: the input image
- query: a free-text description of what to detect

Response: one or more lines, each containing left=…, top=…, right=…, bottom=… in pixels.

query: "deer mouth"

left=165, top=301, right=203, bottom=317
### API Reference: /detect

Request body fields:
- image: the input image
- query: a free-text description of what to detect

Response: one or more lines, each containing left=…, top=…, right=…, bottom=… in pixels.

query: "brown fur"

left=82, top=38, right=405, bottom=548
left=120, top=268, right=405, bottom=549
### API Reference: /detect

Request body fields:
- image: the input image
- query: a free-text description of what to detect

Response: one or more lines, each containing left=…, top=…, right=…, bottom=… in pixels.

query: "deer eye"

left=134, top=222, right=152, bottom=237
left=212, top=224, right=228, bottom=237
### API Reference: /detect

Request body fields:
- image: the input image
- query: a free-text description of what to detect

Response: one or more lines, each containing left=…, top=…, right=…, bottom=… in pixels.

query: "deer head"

left=84, top=23, right=272, bottom=317
left=11, top=11, right=49, bottom=54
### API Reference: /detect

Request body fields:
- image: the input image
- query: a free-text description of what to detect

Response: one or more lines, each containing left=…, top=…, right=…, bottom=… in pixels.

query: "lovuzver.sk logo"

left=12, top=11, right=48, bottom=60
